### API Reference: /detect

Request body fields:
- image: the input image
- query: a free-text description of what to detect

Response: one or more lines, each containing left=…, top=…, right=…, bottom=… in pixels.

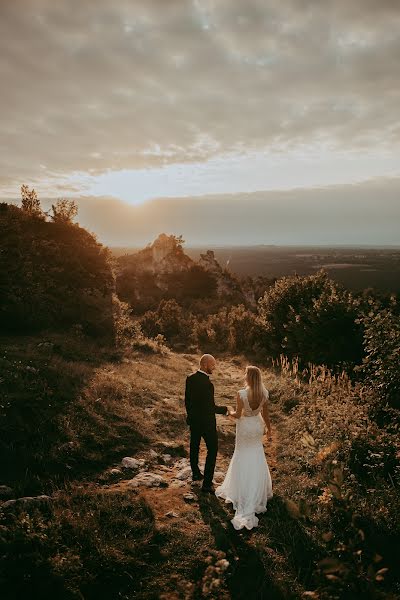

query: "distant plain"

left=111, top=246, right=400, bottom=293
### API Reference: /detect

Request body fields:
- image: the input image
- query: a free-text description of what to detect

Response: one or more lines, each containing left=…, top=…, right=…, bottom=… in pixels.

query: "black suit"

left=184, top=370, right=227, bottom=487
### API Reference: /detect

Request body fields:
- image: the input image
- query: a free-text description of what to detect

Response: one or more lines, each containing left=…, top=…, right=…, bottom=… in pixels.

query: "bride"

left=215, top=365, right=273, bottom=530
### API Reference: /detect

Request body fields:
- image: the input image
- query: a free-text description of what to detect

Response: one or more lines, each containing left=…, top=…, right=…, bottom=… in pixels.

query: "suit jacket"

left=185, top=370, right=227, bottom=430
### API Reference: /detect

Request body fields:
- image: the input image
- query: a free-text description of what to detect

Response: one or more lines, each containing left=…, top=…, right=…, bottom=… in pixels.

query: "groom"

left=184, top=354, right=228, bottom=493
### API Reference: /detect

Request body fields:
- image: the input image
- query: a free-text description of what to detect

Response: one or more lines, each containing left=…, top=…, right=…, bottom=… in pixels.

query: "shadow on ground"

left=197, top=491, right=295, bottom=600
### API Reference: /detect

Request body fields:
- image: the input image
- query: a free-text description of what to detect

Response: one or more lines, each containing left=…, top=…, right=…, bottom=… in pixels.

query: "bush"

left=348, top=429, right=400, bottom=483
left=114, top=297, right=168, bottom=354
left=258, top=271, right=363, bottom=368
left=140, top=299, right=193, bottom=348
left=358, top=306, right=400, bottom=408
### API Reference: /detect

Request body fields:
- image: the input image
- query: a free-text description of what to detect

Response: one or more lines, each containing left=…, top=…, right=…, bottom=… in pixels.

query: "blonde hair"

left=245, top=365, right=267, bottom=410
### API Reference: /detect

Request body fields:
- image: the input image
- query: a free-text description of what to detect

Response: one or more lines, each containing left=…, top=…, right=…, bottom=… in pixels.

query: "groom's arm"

left=184, top=376, right=193, bottom=425
left=210, top=383, right=228, bottom=415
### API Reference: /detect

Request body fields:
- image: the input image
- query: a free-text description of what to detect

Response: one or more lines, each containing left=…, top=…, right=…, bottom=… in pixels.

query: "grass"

left=1, top=337, right=399, bottom=599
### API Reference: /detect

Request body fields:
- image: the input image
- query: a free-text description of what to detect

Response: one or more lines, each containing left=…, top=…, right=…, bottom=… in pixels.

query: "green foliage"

left=139, top=300, right=262, bottom=354
left=193, top=304, right=262, bottom=354
left=140, top=299, right=194, bottom=349
left=358, top=306, right=400, bottom=408
left=276, top=357, right=400, bottom=599
left=117, top=264, right=218, bottom=314
left=114, top=297, right=168, bottom=354
left=20, top=185, right=44, bottom=218
left=258, top=271, right=363, bottom=368
left=0, top=203, right=114, bottom=336
left=50, top=198, right=78, bottom=223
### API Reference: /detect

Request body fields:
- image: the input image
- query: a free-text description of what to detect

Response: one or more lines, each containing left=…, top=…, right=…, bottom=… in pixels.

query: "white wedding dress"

left=215, top=388, right=273, bottom=530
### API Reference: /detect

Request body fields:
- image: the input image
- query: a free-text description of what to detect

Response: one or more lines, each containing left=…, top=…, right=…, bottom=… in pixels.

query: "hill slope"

left=1, top=342, right=398, bottom=600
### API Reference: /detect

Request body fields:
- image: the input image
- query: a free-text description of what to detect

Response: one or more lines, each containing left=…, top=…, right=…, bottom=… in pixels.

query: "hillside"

left=0, top=202, right=114, bottom=337
left=1, top=336, right=398, bottom=600
left=115, top=234, right=265, bottom=313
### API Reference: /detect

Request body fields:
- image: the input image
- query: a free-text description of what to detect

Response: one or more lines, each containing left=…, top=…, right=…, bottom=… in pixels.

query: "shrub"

left=114, top=297, right=168, bottom=354
left=358, top=306, right=400, bottom=408
left=258, top=271, right=363, bottom=368
left=20, top=185, right=44, bottom=218
left=140, top=299, right=193, bottom=348
left=50, top=198, right=78, bottom=223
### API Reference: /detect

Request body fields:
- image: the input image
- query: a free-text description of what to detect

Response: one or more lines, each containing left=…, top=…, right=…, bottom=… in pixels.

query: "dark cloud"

left=1, top=0, right=400, bottom=190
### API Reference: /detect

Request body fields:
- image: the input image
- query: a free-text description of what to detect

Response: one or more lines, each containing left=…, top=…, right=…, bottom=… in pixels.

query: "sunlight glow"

left=69, top=145, right=400, bottom=205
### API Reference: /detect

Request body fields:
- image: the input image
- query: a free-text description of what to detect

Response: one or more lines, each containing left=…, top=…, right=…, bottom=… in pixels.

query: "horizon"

left=111, top=242, right=400, bottom=250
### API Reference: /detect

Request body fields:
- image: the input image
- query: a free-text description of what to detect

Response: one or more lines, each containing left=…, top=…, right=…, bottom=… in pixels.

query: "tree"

left=51, top=198, right=78, bottom=223
left=20, top=184, right=44, bottom=217
left=0, top=203, right=114, bottom=336
left=258, top=271, right=363, bottom=368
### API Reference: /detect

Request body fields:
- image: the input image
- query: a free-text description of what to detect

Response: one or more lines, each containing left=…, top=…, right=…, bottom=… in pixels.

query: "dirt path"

left=97, top=356, right=291, bottom=599
left=105, top=357, right=280, bottom=526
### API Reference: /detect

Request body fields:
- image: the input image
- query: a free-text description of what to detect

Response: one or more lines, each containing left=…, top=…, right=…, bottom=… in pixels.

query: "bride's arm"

left=262, top=401, right=272, bottom=439
left=229, top=392, right=243, bottom=419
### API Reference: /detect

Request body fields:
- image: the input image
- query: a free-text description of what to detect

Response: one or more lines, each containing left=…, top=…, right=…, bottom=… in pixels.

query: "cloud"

left=1, top=0, right=400, bottom=192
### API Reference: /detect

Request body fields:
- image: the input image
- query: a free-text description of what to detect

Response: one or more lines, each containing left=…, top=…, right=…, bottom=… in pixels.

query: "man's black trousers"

left=189, top=425, right=218, bottom=487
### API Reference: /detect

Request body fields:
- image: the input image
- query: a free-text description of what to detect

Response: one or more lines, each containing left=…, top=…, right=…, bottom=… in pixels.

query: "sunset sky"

left=1, top=0, right=400, bottom=246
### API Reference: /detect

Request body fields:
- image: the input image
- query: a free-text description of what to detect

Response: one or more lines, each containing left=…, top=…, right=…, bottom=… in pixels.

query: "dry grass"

left=1, top=340, right=399, bottom=599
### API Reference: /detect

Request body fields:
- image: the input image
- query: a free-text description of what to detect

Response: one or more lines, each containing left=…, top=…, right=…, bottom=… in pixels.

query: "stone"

left=159, top=442, right=187, bottom=457
left=37, top=341, right=54, bottom=350
left=213, top=471, right=225, bottom=482
left=165, top=510, right=179, bottom=518
left=121, top=457, right=145, bottom=469
left=176, top=466, right=192, bottom=481
left=0, top=485, right=14, bottom=500
left=183, top=493, right=196, bottom=503
left=161, top=454, right=172, bottom=464
left=128, top=473, right=168, bottom=488
left=109, top=468, right=122, bottom=475
left=170, top=480, right=186, bottom=488
left=2, top=495, right=51, bottom=509
left=174, top=458, right=189, bottom=470
left=148, top=449, right=158, bottom=459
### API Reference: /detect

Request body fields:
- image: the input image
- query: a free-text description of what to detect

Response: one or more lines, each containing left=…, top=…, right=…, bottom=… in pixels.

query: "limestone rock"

left=176, top=466, right=192, bottom=481
left=0, top=485, right=14, bottom=500
left=128, top=473, right=168, bottom=488
left=170, top=480, right=186, bottom=488
left=183, top=493, right=196, bottom=503
left=2, top=495, right=51, bottom=509
left=174, top=458, right=189, bottom=470
left=121, top=457, right=145, bottom=469
left=159, top=442, right=187, bottom=457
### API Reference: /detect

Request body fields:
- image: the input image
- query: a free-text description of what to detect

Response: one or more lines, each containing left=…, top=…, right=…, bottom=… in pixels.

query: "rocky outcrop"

left=116, top=233, right=258, bottom=310
left=1, top=495, right=51, bottom=510
left=199, top=250, right=247, bottom=303
left=119, top=234, right=193, bottom=277
left=128, top=473, right=168, bottom=488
